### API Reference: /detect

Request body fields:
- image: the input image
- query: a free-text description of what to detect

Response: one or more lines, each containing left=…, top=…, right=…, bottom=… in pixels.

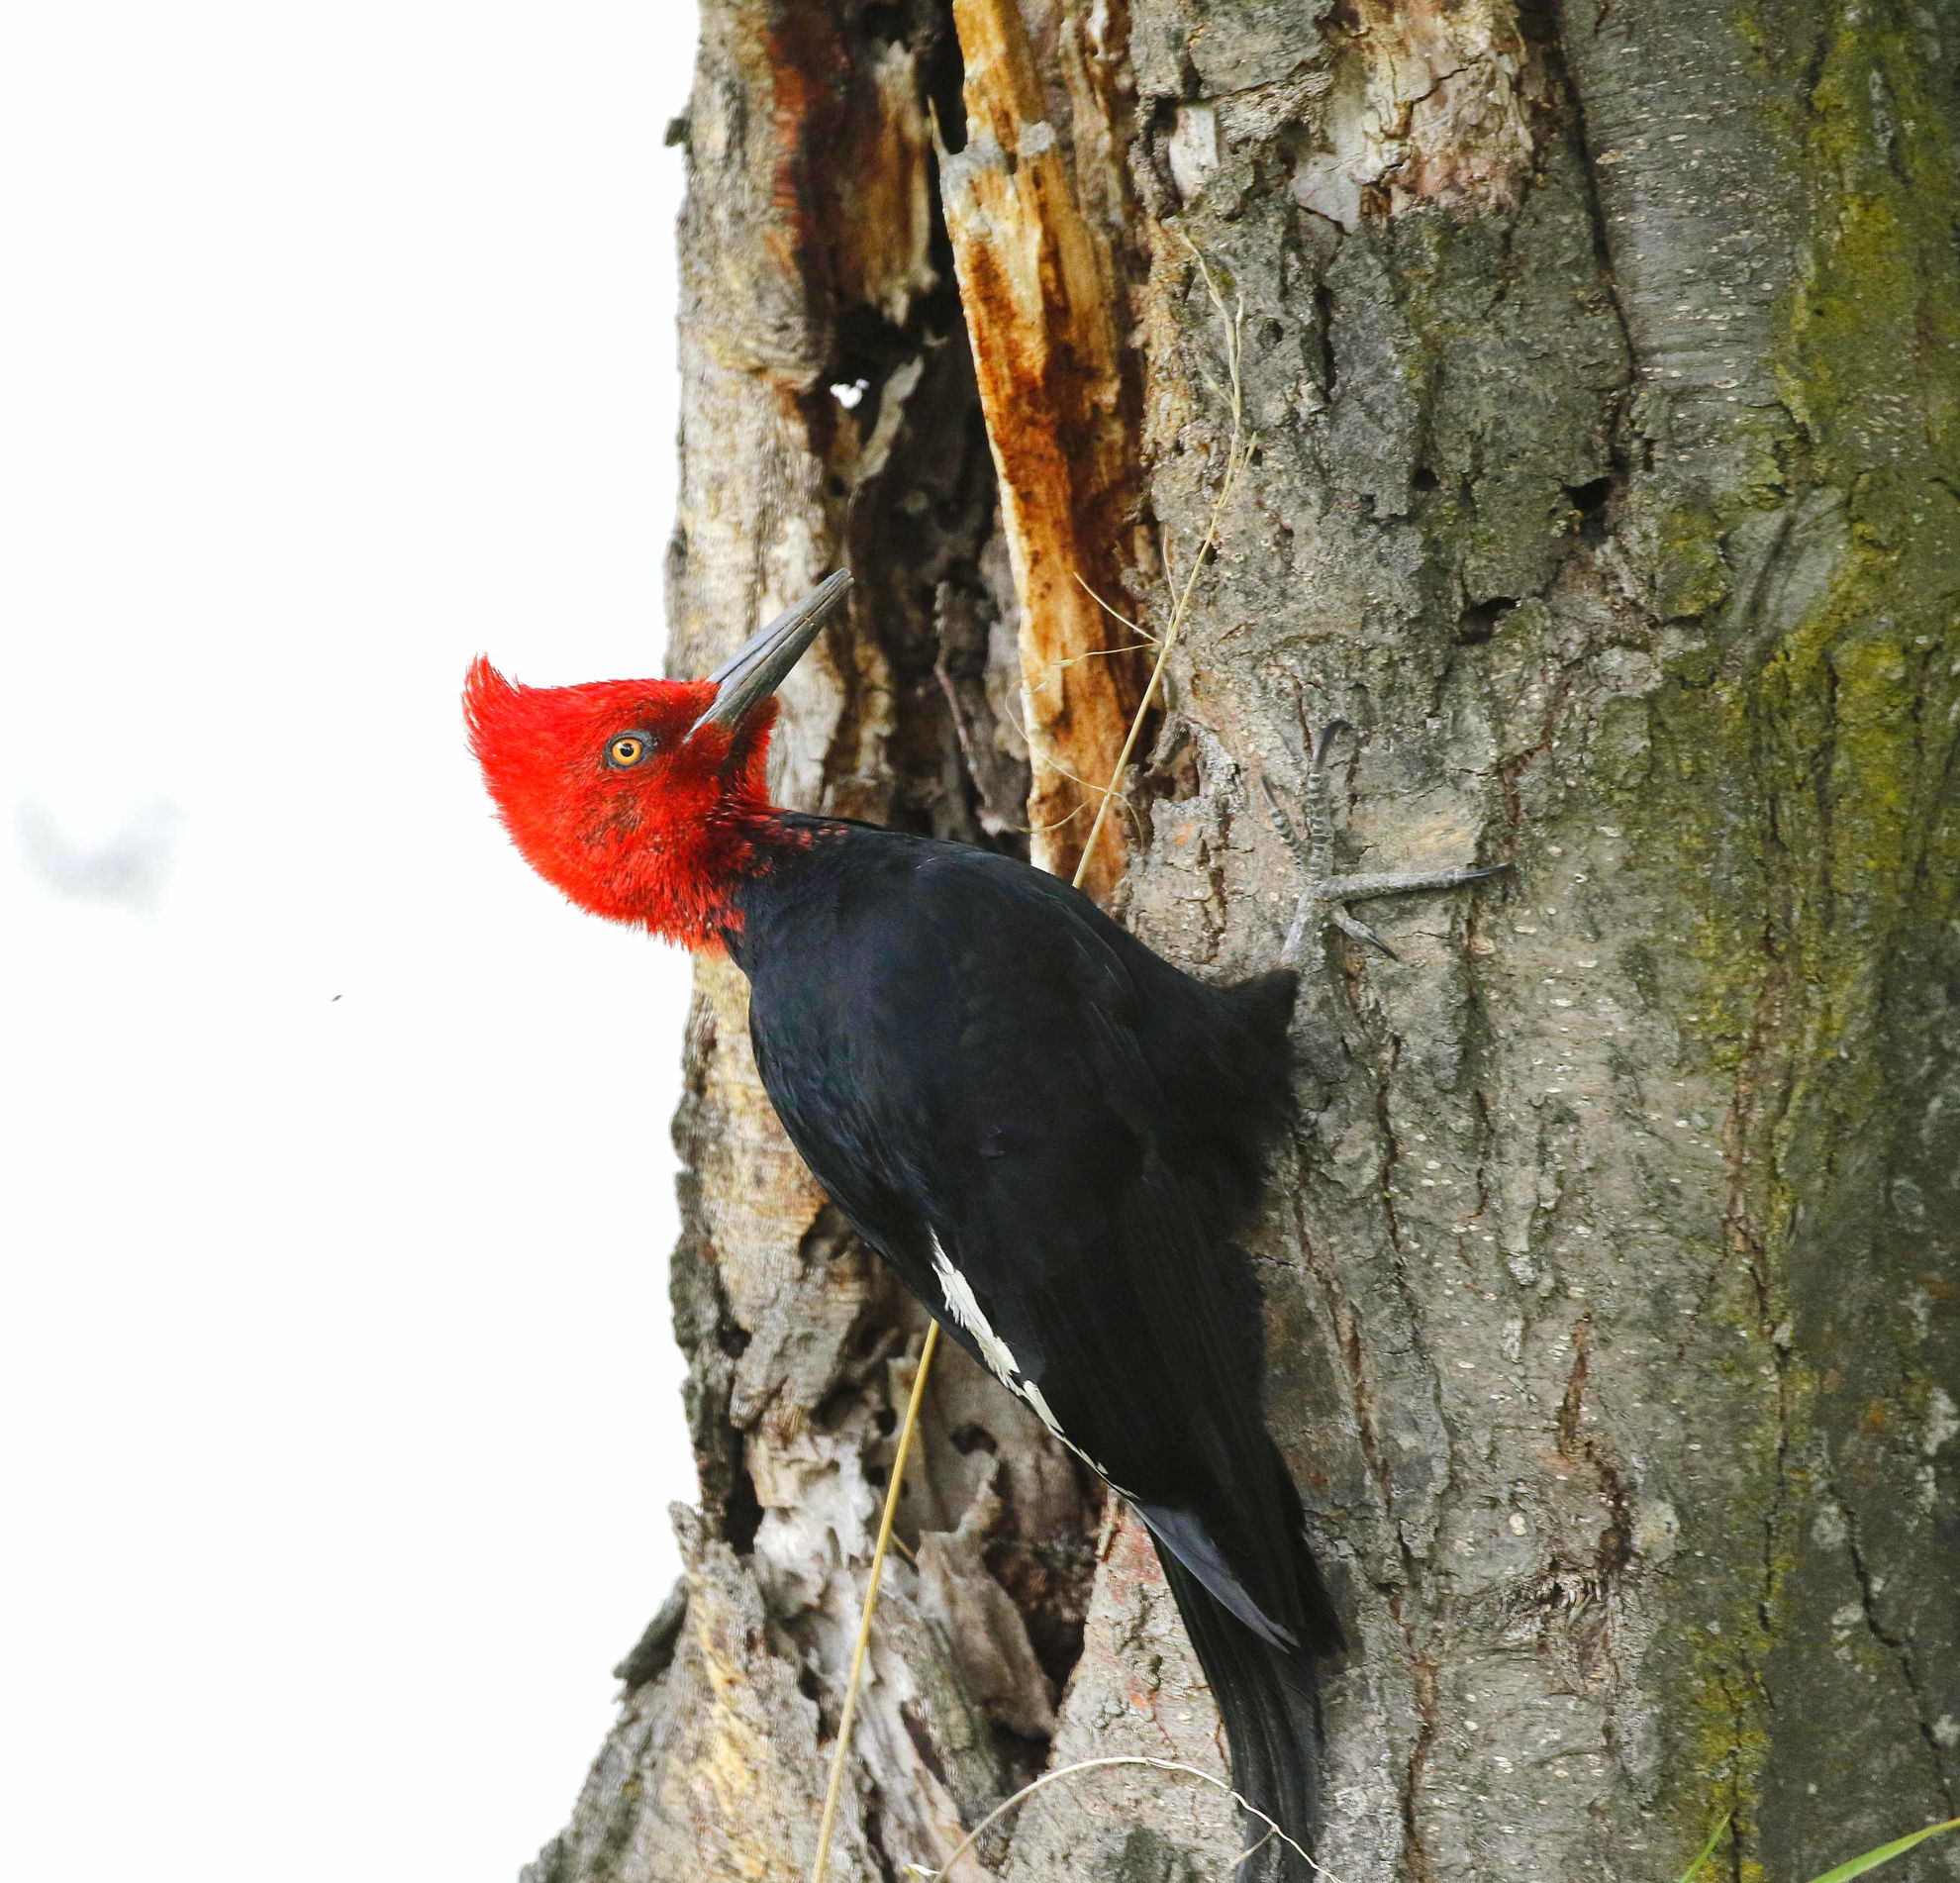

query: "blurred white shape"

left=17, top=797, right=181, bottom=910
left=0, top=2, right=701, bottom=1878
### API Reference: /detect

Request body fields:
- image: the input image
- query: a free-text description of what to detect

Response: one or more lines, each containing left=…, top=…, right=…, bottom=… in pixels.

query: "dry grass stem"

left=899, top=1753, right=1346, bottom=1883
left=809, top=1321, right=942, bottom=1883
left=1001, top=704, right=1150, bottom=846
left=1072, top=570, right=1155, bottom=640
left=1070, top=236, right=1252, bottom=891
left=1043, top=641, right=1161, bottom=678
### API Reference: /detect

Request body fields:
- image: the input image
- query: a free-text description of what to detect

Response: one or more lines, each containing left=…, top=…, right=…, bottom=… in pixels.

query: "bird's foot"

left=1278, top=861, right=1512, bottom=964
left=1261, top=723, right=1508, bottom=967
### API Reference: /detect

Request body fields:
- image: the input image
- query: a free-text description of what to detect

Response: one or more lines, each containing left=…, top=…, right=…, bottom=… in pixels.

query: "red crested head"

left=464, top=663, right=771, bottom=947
left=464, top=573, right=852, bottom=949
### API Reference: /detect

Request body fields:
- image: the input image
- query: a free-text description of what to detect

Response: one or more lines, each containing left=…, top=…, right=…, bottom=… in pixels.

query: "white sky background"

left=1, top=4, right=704, bottom=1876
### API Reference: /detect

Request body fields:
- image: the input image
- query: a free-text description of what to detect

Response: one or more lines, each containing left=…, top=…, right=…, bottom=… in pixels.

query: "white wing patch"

left=1017, top=1379, right=1068, bottom=1444
left=930, top=1231, right=1117, bottom=1485
left=931, top=1232, right=1024, bottom=1387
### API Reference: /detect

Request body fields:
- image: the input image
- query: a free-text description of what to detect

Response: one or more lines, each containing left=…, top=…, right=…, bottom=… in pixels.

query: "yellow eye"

left=608, top=736, right=646, bottom=768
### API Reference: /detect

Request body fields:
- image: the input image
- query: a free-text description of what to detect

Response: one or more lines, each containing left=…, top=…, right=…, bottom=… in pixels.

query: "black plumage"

left=728, top=814, right=1340, bottom=1871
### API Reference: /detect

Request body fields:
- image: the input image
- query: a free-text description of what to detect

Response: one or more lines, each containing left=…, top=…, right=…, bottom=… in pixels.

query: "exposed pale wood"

left=937, top=0, right=1142, bottom=899
left=1284, top=0, right=1552, bottom=231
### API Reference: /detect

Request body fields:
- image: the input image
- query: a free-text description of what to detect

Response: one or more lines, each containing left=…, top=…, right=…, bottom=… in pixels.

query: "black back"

left=728, top=818, right=1338, bottom=1862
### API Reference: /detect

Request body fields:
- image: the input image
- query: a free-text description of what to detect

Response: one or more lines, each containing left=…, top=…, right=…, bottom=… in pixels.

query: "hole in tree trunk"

left=1457, top=597, right=1519, bottom=644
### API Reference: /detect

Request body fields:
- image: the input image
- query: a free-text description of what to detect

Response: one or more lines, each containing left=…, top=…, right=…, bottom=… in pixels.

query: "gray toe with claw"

left=1260, top=727, right=1509, bottom=968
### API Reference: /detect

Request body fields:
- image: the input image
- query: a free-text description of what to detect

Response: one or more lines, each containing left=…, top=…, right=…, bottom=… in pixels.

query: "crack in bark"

left=1373, top=1038, right=1408, bottom=1254
left=1837, top=1483, right=1960, bottom=1815
left=1291, top=1195, right=1394, bottom=1526
left=1395, top=1612, right=1442, bottom=1883
left=1555, top=1317, right=1634, bottom=1580
left=1544, top=0, right=1640, bottom=385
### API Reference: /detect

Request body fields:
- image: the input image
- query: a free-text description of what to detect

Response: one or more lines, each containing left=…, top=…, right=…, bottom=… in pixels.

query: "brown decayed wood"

left=938, top=0, right=1143, bottom=900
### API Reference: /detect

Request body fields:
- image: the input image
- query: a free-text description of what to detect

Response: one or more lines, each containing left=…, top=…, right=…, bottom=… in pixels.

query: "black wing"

left=734, top=825, right=1335, bottom=1655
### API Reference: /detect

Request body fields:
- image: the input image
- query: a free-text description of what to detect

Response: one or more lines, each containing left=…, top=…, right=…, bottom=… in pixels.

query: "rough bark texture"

left=526, top=2, right=1960, bottom=1879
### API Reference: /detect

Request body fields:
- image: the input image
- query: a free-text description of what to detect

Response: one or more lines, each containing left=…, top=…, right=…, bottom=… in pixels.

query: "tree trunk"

left=525, top=2, right=1960, bottom=1879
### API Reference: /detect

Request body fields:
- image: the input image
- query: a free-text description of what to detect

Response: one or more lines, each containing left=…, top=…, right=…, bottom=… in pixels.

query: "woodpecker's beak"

left=688, top=570, right=854, bottom=740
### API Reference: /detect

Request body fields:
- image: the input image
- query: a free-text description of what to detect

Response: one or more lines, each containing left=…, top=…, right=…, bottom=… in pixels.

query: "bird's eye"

left=607, top=735, right=649, bottom=768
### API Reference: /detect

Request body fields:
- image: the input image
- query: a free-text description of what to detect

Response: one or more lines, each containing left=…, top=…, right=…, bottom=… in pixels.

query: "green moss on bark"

left=1608, top=3, right=1960, bottom=1860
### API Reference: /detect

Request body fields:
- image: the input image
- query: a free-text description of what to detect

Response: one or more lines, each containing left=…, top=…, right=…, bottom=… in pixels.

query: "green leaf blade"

left=1804, top=1816, right=1960, bottom=1883
left=1679, top=1814, right=1732, bottom=1883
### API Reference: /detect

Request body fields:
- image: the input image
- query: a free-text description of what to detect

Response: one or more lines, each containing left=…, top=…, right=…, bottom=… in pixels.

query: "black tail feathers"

left=1154, top=1545, right=1326, bottom=1882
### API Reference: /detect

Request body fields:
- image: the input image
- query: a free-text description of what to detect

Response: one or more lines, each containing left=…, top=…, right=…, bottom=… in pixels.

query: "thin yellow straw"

left=809, top=1319, right=941, bottom=1883
left=1070, top=238, right=1247, bottom=893
left=807, top=768, right=1124, bottom=1883
left=805, top=545, right=1145, bottom=1883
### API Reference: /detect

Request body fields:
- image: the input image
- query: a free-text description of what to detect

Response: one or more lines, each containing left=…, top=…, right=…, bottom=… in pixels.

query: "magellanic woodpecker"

left=464, top=571, right=1505, bottom=1874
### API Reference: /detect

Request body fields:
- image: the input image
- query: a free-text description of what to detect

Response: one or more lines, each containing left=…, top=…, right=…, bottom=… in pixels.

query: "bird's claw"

left=1310, top=719, right=1355, bottom=770
left=1257, top=773, right=1313, bottom=874
left=1261, top=728, right=1509, bottom=969
left=1327, top=904, right=1397, bottom=960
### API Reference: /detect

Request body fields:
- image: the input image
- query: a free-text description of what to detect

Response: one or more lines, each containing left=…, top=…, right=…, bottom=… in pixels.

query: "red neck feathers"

left=463, top=659, right=788, bottom=949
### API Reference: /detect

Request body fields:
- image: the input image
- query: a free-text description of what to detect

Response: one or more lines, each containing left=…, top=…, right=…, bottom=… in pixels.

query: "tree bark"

left=525, top=2, right=1960, bottom=1879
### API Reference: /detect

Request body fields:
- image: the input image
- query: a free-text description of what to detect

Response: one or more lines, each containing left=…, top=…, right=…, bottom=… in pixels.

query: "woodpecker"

left=466, top=572, right=1500, bottom=1873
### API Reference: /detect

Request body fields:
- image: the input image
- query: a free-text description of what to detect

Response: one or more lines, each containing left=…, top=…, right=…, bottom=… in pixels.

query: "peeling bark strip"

left=529, top=0, right=1960, bottom=1879
left=937, top=0, right=1144, bottom=899
left=1286, top=0, right=1552, bottom=230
